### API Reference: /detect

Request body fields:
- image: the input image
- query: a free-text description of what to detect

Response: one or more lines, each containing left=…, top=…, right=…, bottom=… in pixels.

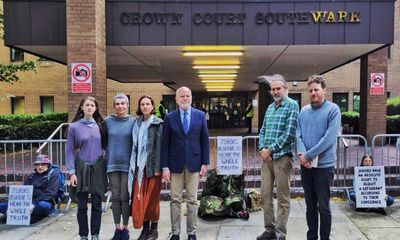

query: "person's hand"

left=200, top=165, right=208, bottom=178
left=162, top=168, right=171, bottom=183
left=303, top=161, right=312, bottom=169
left=265, top=156, right=273, bottom=162
left=154, top=172, right=161, bottom=176
left=299, top=153, right=312, bottom=169
left=259, top=148, right=271, bottom=161
left=30, top=204, right=35, bottom=214
left=70, top=173, right=77, bottom=187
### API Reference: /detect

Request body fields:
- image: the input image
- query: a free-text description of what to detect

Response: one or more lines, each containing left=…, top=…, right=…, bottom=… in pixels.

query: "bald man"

left=161, top=86, right=210, bottom=240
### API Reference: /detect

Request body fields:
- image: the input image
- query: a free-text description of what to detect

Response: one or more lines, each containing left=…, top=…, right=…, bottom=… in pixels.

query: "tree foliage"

left=0, top=61, right=36, bottom=83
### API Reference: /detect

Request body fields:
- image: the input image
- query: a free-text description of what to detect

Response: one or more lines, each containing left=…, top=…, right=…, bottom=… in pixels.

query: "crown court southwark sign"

left=120, top=10, right=361, bottom=25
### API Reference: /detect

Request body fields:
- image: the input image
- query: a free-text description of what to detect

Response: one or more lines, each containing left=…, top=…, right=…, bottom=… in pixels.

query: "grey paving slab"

left=330, top=222, right=367, bottom=240
left=218, top=225, right=261, bottom=240
left=1, top=199, right=399, bottom=240
left=287, top=198, right=307, bottom=218
left=338, top=202, right=400, bottom=228
left=286, top=218, right=308, bottom=239
left=359, top=227, right=400, bottom=240
left=0, top=225, right=42, bottom=240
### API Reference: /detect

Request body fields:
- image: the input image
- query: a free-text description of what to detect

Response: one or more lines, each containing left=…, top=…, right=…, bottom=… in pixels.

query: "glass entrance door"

left=208, top=97, right=229, bottom=129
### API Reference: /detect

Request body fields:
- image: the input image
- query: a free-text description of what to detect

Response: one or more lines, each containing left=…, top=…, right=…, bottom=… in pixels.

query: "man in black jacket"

left=0, top=155, right=60, bottom=223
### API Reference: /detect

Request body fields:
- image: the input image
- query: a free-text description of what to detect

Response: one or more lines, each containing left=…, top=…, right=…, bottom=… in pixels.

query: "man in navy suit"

left=161, top=86, right=210, bottom=240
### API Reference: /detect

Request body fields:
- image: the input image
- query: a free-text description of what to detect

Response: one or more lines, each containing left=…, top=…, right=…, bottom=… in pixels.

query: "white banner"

left=7, top=185, right=33, bottom=225
left=217, top=136, right=242, bottom=175
left=354, top=166, right=386, bottom=208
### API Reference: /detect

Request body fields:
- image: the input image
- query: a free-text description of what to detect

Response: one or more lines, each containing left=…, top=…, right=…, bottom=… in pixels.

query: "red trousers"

left=131, top=172, right=162, bottom=229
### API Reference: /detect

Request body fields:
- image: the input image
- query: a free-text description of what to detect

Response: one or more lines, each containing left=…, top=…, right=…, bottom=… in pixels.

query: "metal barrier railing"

left=371, top=134, right=400, bottom=188
left=1, top=133, right=397, bottom=197
left=0, top=139, right=67, bottom=195
left=205, top=134, right=368, bottom=192
left=335, top=134, right=368, bottom=188
left=36, top=123, right=69, bottom=156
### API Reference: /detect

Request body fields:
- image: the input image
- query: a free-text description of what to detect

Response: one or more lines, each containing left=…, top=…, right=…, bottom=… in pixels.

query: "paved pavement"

left=1, top=198, right=399, bottom=240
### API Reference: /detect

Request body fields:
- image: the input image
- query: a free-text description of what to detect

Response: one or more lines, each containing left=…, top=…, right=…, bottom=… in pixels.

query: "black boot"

left=147, top=222, right=159, bottom=240
left=138, top=221, right=150, bottom=240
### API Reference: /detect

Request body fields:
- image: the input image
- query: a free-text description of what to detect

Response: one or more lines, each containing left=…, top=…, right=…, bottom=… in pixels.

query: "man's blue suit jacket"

left=161, top=108, right=210, bottom=173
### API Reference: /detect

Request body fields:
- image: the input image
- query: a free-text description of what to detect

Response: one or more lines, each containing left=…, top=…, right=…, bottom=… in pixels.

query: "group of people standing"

left=65, top=86, right=209, bottom=240
left=65, top=73, right=343, bottom=240
left=257, top=74, right=341, bottom=240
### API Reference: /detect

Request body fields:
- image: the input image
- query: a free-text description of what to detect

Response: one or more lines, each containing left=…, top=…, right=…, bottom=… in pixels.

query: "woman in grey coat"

left=128, top=95, right=163, bottom=240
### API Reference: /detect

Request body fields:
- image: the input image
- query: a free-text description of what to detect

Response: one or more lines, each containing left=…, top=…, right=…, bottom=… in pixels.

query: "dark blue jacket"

left=24, top=168, right=59, bottom=203
left=161, top=108, right=210, bottom=173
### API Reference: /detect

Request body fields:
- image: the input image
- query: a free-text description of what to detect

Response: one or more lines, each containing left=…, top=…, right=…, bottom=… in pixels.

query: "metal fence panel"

left=371, top=134, right=400, bottom=188
left=3, top=134, right=399, bottom=197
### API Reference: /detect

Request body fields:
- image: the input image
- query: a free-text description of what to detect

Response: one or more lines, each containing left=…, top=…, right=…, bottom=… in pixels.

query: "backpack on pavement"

left=46, top=165, right=66, bottom=204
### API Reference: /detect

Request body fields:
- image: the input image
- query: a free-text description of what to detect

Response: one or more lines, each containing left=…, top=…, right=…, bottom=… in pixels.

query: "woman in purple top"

left=66, top=96, right=106, bottom=240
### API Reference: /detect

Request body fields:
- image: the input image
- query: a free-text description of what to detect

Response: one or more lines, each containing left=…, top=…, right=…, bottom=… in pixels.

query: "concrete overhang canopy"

left=4, top=0, right=395, bottom=92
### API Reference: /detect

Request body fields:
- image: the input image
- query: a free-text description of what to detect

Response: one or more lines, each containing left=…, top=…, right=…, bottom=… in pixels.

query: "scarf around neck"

left=135, top=115, right=153, bottom=200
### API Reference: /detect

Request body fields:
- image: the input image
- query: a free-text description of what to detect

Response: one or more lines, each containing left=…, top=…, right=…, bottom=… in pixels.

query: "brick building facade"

left=1, top=1, right=399, bottom=127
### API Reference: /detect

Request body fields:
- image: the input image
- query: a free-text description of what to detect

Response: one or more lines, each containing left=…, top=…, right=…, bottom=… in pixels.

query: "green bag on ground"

left=198, top=195, right=225, bottom=217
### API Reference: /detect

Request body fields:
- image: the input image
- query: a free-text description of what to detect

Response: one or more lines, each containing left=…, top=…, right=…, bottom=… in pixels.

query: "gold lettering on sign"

left=311, top=11, right=361, bottom=23
left=337, top=11, right=347, bottom=22
left=311, top=11, right=328, bottom=22
left=326, top=11, right=335, bottom=23
left=349, top=12, right=361, bottom=23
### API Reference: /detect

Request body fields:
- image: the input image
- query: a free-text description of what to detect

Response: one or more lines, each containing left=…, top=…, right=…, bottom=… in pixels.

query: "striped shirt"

left=259, top=96, right=299, bottom=160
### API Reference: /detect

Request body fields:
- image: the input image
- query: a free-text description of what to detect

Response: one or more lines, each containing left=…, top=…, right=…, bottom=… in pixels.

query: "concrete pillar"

left=359, top=47, right=388, bottom=143
left=66, top=0, right=107, bottom=121
left=258, top=81, right=273, bottom=132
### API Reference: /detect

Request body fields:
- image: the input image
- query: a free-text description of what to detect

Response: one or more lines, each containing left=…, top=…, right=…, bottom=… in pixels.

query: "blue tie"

left=183, top=111, right=189, bottom=134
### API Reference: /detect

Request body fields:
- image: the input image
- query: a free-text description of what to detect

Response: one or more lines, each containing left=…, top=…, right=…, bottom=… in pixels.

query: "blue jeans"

left=301, top=166, right=334, bottom=240
left=77, top=192, right=102, bottom=237
left=0, top=201, right=54, bottom=217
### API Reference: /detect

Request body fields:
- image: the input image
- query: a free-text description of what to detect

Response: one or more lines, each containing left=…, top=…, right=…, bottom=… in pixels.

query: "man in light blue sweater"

left=296, top=75, right=341, bottom=240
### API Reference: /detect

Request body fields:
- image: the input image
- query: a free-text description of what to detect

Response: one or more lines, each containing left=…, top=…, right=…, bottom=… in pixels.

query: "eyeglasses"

left=35, top=163, right=48, bottom=166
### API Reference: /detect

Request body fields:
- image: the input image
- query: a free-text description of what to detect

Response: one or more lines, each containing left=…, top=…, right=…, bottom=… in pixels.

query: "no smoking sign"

left=71, top=63, right=92, bottom=93
left=370, top=73, right=385, bottom=95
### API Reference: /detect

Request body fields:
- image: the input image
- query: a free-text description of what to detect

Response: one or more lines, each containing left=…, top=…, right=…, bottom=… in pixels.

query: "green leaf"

left=0, top=61, right=37, bottom=83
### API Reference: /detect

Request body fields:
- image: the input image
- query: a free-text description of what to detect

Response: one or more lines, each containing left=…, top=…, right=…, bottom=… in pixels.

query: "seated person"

left=349, top=155, right=395, bottom=215
left=0, top=155, right=60, bottom=223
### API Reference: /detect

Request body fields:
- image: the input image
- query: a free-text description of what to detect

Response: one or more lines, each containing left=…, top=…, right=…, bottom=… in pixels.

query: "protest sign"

left=354, top=166, right=386, bottom=208
left=217, top=136, right=242, bottom=175
left=6, top=185, right=33, bottom=225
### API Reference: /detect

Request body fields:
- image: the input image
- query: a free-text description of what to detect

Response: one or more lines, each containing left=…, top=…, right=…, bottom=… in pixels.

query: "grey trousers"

left=108, top=171, right=130, bottom=226
left=170, top=168, right=200, bottom=235
left=261, top=155, right=293, bottom=237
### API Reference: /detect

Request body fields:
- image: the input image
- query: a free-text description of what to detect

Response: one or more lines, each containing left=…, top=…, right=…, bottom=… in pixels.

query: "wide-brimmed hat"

left=33, top=155, right=51, bottom=165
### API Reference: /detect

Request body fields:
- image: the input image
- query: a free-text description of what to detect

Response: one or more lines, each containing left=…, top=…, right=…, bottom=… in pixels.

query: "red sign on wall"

left=71, top=63, right=92, bottom=93
left=369, top=73, right=385, bottom=95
